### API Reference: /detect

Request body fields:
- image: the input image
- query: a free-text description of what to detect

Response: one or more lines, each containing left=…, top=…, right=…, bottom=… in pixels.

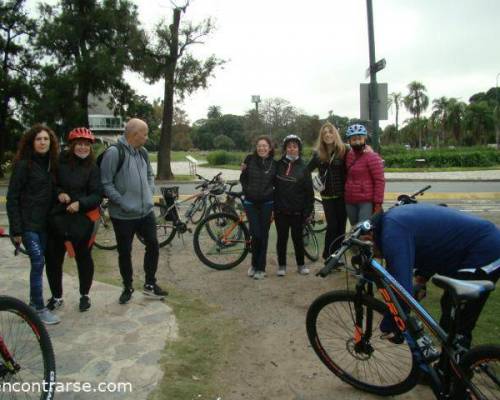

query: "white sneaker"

left=37, top=308, right=61, bottom=325
left=298, top=265, right=310, bottom=275
left=277, top=266, right=286, bottom=276
left=253, top=271, right=266, bottom=280
left=247, top=267, right=256, bottom=277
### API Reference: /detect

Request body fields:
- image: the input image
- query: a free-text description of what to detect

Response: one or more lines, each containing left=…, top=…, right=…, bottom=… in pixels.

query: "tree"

left=35, top=0, right=144, bottom=127
left=141, top=2, right=224, bottom=179
left=431, top=96, right=449, bottom=146
left=207, top=105, right=222, bottom=119
left=260, top=97, right=297, bottom=141
left=213, top=134, right=234, bottom=150
left=0, top=0, right=36, bottom=171
left=403, top=81, right=429, bottom=148
left=387, top=92, right=403, bottom=133
left=463, top=101, right=494, bottom=145
left=444, top=98, right=466, bottom=144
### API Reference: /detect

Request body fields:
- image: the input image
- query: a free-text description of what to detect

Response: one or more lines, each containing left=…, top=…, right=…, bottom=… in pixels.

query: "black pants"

left=322, top=197, right=347, bottom=259
left=439, top=266, right=500, bottom=348
left=275, top=212, right=304, bottom=267
left=111, top=211, right=159, bottom=288
left=45, top=234, right=94, bottom=297
left=244, top=201, right=273, bottom=272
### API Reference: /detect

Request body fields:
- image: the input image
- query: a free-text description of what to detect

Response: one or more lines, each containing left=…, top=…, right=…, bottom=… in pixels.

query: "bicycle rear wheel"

left=137, top=203, right=177, bottom=248
left=193, top=212, right=250, bottom=270
left=306, top=290, right=418, bottom=396
left=0, top=296, right=56, bottom=400
left=458, top=344, right=500, bottom=399
left=303, top=224, right=319, bottom=261
left=94, top=202, right=118, bottom=250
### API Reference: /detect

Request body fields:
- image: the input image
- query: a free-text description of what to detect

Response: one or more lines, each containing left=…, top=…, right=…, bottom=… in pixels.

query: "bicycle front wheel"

left=458, top=344, right=500, bottom=399
left=306, top=290, right=418, bottom=396
left=193, top=212, right=250, bottom=270
left=137, top=203, right=177, bottom=247
left=303, top=224, right=319, bottom=262
left=94, top=203, right=118, bottom=250
left=188, top=197, right=207, bottom=225
left=0, top=296, right=56, bottom=400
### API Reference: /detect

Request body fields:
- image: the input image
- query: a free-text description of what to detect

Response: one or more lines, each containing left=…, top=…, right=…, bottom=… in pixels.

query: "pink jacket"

left=344, top=149, right=385, bottom=204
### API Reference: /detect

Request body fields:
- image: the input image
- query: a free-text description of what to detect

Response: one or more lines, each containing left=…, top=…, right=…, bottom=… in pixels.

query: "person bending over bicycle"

left=369, top=203, right=500, bottom=350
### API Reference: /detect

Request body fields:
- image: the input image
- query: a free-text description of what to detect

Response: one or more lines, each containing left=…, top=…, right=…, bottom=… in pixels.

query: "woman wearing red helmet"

left=45, top=127, right=103, bottom=313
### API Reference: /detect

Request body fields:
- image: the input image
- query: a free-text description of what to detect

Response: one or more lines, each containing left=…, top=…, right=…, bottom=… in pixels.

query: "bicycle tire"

left=0, top=295, right=56, bottom=400
left=193, top=212, right=250, bottom=270
left=303, top=224, right=320, bottom=262
left=137, top=203, right=177, bottom=248
left=306, top=290, right=418, bottom=396
left=457, top=344, right=500, bottom=399
left=94, top=203, right=118, bottom=250
left=311, top=197, right=327, bottom=233
left=188, top=197, right=207, bottom=225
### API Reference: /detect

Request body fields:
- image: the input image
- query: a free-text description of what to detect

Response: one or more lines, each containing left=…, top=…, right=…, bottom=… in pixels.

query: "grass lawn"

left=385, top=166, right=500, bottom=172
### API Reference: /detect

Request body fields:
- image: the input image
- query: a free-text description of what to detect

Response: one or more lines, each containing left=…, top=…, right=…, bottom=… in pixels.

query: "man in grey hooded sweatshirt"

left=101, top=118, right=167, bottom=304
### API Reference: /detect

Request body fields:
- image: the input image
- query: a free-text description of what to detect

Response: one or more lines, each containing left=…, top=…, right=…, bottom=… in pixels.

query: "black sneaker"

left=119, top=287, right=134, bottom=304
left=46, top=297, right=64, bottom=311
left=143, top=284, right=168, bottom=299
left=79, top=295, right=91, bottom=312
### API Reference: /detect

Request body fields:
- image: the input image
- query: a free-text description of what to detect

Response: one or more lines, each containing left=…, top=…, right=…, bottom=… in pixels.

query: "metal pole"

left=366, top=0, right=380, bottom=153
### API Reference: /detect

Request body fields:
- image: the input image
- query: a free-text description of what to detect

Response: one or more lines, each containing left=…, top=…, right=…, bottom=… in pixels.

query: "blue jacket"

left=374, top=204, right=500, bottom=293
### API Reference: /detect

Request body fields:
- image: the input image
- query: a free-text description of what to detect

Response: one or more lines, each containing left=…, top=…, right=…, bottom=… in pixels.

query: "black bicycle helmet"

left=282, top=134, right=302, bottom=152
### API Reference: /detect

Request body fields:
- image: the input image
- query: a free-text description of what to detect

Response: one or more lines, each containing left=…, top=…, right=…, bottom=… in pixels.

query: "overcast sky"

left=124, top=0, right=500, bottom=127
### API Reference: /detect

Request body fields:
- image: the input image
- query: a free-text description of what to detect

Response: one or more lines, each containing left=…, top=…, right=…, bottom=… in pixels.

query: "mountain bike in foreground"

left=306, top=219, right=499, bottom=398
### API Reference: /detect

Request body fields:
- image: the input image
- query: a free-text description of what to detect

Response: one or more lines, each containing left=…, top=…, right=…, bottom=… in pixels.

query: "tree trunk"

left=76, top=83, right=90, bottom=127
left=0, top=97, right=8, bottom=178
left=157, top=8, right=182, bottom=180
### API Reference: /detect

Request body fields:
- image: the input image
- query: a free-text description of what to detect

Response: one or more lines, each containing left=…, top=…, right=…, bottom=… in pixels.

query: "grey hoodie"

left=100, top=136, right=155, bottom=220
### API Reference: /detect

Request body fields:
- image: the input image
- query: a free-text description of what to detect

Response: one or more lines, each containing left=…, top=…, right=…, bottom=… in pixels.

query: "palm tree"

left=444, top=98, right=466, bottom=144
left=404, top=81, right=429, bottom=148
left=431, top=96, right=449, bottom=146
left=387, top=92, right=403, bottom=133
left=207, top=105, right=222, bottom=119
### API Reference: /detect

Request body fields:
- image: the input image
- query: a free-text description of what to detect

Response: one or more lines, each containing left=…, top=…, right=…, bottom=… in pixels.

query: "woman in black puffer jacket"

left=45, top=128, right=103, bottom=313
left=240, top=136, right=277, bottom=280
left=274, top=135, right=314, bottom=276
left=7, top=124, right=60, bottom=325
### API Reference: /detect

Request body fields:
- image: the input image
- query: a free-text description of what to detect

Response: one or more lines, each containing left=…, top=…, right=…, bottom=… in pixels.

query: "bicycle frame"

left=361, top=257, right=481, bottom=398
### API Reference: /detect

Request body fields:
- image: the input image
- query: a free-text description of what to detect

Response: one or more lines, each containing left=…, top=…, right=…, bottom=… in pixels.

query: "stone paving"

left=0, top=239, right=178, bottom=399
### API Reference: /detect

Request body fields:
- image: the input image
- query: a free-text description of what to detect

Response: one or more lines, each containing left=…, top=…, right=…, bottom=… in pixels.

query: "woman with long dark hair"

left=240, top=136, right=277, bottom=280
left=7, top=124, right=60, bottom=324
left=45, top=127, right=103, bottom=313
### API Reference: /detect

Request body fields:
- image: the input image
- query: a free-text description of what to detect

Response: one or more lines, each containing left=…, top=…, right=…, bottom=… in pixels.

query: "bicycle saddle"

left=431, top=274, right=495, bottom=301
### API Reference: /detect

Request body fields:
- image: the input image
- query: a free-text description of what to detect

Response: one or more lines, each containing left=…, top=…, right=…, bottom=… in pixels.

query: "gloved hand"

left=413, top=275, right=429, bottom=301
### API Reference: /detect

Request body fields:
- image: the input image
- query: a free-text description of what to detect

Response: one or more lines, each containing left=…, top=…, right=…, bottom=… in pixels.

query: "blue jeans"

left=23, top=231, right=48, bottom=310
left=244, top=201, right=273, bottom=272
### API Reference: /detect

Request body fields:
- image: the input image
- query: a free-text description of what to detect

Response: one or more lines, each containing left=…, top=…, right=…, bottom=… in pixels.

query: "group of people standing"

left=239, top=122, right=385, bottom=280
left=6, top=119, right=166, bottom=325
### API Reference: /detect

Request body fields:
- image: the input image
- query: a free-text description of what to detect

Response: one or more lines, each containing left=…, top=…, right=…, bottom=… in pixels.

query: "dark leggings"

left=322, top=197, right=347, bottom=259
left=244, top=201, right=273, bottom=272
left=46, top=235, right=94, bottom=297
left=275, top=212, right=305, bottom=267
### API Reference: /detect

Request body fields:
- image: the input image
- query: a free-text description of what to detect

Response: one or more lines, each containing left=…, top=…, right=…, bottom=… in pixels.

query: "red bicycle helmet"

left=67, top=127, right=95, bottom=143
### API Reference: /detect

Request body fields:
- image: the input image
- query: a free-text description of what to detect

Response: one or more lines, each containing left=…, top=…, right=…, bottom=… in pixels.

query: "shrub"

left=206, top=151, right=244, bottom=166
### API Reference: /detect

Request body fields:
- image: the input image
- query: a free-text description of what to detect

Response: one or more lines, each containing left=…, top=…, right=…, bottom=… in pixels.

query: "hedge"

left=206, top=151, right=246, bottom=166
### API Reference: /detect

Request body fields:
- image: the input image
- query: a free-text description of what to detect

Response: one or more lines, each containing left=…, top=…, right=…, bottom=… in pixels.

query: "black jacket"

left=307, top=150, right=347, bottom=197
left=55, top=151, right=103, bottom=212
left=240, top=154, right=277, bottom=203
left=49, top=152, right=103, bottom=242
left=274, top=157, right=314, bottom=216
left=7, top=154, right=56, bottom=235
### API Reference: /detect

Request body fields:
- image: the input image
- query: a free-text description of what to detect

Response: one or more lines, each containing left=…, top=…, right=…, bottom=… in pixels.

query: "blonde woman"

left=307, top=122, right=348, bottom=260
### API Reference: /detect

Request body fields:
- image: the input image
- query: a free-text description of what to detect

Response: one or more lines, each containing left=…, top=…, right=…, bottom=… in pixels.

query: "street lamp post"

left=251, top=95, right=261, bottom=114
left=366, top=0, right=380, bottom=153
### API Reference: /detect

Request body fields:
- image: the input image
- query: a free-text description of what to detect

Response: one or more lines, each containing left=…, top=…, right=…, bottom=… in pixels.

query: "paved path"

left=165, top=162, right=500, bottom=182
left=0, top=240, right=178, bottom=399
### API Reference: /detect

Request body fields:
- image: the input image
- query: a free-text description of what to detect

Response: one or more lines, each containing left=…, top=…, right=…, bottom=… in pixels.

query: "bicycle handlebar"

left=410, top=185, right=431, bottom=199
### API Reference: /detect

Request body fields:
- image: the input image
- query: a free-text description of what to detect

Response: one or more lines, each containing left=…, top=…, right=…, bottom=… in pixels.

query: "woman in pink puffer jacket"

left=344, top=124, right=385, bottom=225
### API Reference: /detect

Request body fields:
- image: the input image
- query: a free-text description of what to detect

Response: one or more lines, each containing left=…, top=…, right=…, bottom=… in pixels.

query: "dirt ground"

left=150, top=232, right=432, bottom=400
